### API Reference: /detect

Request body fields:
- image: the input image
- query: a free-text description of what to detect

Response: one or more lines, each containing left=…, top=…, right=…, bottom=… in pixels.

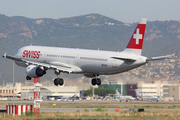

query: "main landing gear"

left=91, top=78, right=101, bottom=86
left=54, top=78, right=64, bottom=86
left=54, top=70, right=64, bottom=86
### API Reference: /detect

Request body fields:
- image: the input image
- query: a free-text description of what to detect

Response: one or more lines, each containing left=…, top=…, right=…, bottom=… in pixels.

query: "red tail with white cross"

left=124, top=18, right=147, bottom=55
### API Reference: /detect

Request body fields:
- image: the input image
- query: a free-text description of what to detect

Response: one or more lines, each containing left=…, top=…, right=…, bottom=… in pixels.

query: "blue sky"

left=0, top=0, right=180, bottom=23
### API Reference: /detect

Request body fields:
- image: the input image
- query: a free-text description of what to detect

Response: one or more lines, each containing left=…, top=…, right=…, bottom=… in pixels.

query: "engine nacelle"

left=26, top=65, right=46, bottom=78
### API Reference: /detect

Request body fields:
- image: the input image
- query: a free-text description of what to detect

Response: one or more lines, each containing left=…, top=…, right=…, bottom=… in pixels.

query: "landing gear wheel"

left=59, top=78, right=64, bottom=86
left=54, top=78, right=64, bottom=86
left=54, top=78, right=59, bottom=86
left=91, top=78, right=97, bottom=85
left=26, top=76, right=31, bottom=80
left=96, top=78, right=101, bottom=86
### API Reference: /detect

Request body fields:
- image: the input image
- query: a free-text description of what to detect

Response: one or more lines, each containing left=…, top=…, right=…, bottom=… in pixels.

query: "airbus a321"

left=3, top=18, right=174, bottom=86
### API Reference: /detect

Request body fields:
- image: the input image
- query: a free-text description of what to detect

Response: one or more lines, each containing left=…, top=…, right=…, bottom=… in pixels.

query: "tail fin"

left=157, top=93, right=162, bottom=100
left=116, top=89, right=120, bottom=95
left=123, top=18, right=147, bottom=55
left=116, top=89, right=121, bottom=96
left=72, top=90, right=78, bottom=97
left=135, top=89, right=141, bottom=97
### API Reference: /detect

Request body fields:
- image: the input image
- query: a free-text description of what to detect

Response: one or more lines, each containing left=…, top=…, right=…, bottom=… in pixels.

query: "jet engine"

left=26, top=65, right=46, bottom=78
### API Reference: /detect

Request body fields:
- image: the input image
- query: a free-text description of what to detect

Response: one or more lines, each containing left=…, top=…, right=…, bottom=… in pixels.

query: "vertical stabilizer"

left=116, top=89, right=120, bottom=95
left=123, top=18, right=147, bottom=55
left=72, top=90, right=78, bottom=97
left=135, top=89, right=141, bottom=97
left=157, top=93, right=162, bottom=100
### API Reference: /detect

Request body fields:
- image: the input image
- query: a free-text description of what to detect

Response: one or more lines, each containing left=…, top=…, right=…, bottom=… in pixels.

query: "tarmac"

left=0, top=100, right=180, bottom=112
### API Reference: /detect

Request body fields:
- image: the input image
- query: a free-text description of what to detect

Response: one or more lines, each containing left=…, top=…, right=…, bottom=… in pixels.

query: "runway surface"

left=1, top=100, right=180, bottom=112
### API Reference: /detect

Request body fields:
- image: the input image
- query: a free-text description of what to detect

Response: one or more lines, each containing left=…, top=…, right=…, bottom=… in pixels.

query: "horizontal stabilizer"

left=111, top=56, right=136, bottom=62
left=147, top=53, right=175, bottom=62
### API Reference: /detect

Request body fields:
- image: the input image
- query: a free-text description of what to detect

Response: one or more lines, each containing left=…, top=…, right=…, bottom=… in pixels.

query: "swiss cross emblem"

left=133, top=28, right=142, bottom=44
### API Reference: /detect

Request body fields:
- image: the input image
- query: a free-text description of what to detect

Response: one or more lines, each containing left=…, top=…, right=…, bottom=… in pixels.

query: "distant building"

left=0, top=83, right=22, bottom=98
left=137, top=81, right=167, bottom=96
left=28, top=86, right=79, bottom=100
left=99, top=80, right=180, bottom=99
left=99, top=83, right=123, bottom=95
left=168, top=85, right=180, bottom=100
left=126, top=84, right=137, bottom=97
left=0, top=82, right=79, bottom=100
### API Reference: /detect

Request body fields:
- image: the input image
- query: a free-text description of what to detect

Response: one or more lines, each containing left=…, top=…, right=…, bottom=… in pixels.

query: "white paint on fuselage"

left=15, top=46, right=147, bottom=75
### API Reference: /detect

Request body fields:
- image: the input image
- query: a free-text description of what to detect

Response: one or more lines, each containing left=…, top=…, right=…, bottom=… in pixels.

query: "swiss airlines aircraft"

left=3, top=18, right=174, bottom=86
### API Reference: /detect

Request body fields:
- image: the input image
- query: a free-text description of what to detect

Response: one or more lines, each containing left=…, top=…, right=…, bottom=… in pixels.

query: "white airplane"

left=47, top=90, right=79, bottom=101
left=59, top=90, right=79, bottom=101
left=2, top=18, right=174, bottom=86
left=114, top=89, right=135, bottom=102
left=135, top=89, right=162, bottom=102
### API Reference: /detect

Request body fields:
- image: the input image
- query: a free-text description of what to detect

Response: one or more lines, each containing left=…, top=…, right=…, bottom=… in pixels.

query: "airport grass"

left=1, top=110, right=180, bottom=120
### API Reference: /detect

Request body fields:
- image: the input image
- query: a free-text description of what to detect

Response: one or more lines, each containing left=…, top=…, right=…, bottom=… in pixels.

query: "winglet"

left=172, top=53, right=175, bottom=57
left=2, top=52, right=7, bottom=58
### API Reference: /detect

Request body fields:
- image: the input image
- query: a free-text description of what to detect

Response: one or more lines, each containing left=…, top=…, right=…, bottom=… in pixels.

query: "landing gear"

left=54, top=69, right=64, bottom=86
left=54, top=78, right=64, bottom=86
left=91, top=78, right=101, bottom=86
left=26, top=76, right=31, bottom=80
left=96, top=78, right=101, bottom=85
left=91, top=78, right=97, bottom=85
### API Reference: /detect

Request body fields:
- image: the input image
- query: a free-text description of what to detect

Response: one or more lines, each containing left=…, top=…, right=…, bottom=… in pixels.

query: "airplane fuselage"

left=14, top=46, right=147, bottom=76
left=3, top=18, right=174, bottom=86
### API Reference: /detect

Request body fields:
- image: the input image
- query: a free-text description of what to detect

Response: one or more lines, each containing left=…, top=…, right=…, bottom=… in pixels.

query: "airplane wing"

left=147, top=53, right=175, bottom=62
left=26, top=60, right=73, bottom=73
left=3, top=53, right=22, bottom=61
left=2, top=52, right=81, bottom=73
